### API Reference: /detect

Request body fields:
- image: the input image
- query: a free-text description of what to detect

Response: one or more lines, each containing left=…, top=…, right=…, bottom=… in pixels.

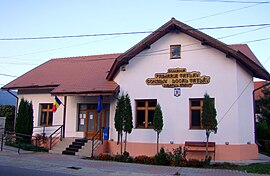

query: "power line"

left=217, top=25, right=270, bottom=39
left=0, top=24, right=269, bottom=68
left=186, top=2, right=266, bottom=22
left=1, top=35, right=270, bottom=66
left=0, top=73, right=18, bottom=78
left=0, top=36, right=122, bottom=59
left=195, top=24, right=270, bottom=30
left=179, top=0, right=270, bottom=4
left=0, top=24, right=270, bottom=41
left=1, top=24, right=268, bottom=62
left=242, top=37, right=270, bottom=44
left=0, top=31, right=152, bottom=41
left=0, top=62, right=38, bottom=66
left=1, top=41, right=269, bottom=85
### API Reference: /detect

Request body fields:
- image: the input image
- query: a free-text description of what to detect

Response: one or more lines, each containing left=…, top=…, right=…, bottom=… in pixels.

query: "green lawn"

left=210, top=162, right=270, bottom=174
left=238, top=163, right=270, bottom=175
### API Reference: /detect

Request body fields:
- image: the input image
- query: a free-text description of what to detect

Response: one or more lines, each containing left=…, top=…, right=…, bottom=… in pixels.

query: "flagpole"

left=97, top=96, right=103, bottom=141
left=62, top=96, right=67, bottom=138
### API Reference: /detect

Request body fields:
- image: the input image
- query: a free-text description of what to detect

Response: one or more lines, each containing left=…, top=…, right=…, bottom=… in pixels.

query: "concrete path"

left=0, top=146, right=269, bottom=176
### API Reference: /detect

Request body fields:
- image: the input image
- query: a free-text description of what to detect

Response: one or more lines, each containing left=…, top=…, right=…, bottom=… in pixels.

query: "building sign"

left=146, top=68, right=210, bottom=88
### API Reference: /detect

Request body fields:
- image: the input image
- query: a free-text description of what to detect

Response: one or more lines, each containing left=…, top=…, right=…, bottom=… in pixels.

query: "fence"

left=0, top=125, right=63, bottom=152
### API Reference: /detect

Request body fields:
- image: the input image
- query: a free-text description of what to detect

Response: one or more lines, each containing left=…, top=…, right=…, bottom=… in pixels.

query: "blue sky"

left=0, top=0, right=269, bottom=86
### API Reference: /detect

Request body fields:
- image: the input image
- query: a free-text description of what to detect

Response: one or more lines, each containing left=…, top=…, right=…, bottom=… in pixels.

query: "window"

left=78, top=104, right=87, bottom=131
left=190, top=99, right=203, bottom=129
left=189, top=98, right=215, bottom=129
left=136, top=99, right=157, bottom=128
left=40, top=104, right=53, bottom=126
left=170, top=45, right=181, bottom=59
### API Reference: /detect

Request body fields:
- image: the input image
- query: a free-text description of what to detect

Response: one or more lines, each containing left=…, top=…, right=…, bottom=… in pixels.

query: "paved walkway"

left=0, top=146, right=269, bottom=176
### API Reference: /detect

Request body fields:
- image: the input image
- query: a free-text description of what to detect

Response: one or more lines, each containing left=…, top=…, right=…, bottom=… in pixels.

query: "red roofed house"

left=2, top=18, right=270, bottom=161
left=254, top=81, right=269, bottom=100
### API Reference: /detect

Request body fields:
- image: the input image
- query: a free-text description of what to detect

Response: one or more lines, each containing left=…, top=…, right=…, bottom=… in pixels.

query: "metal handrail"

left=91, top=130, right=101, bottom=158
left=49, top=125, right=63, bottom=139
left=4, top=131, right=40, bottom=151
left=33, top=125, right=64, bottom=150
left=48, top=125, right=63, bottom=150
left=1, top=133, right=23, bottom=154
left=33, top=125, right=63, bottom=138
left=33, top=124, right=63, bottom=129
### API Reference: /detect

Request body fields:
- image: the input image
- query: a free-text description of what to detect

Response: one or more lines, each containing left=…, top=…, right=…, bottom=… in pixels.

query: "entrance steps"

left=76, top=140, right=102, bottom=157
left=49, top=137, right=77, bottom=154
left=49, top=137, right=102, bottom=157
left=62, top=138, right=88, bottom=156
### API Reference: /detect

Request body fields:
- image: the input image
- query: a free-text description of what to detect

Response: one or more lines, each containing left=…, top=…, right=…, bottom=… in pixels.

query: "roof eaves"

left=235, top=51, right=270, bottom=80
left=1, top=84, right=59, bottom=91
left=51, top=85, right=120, bottom=96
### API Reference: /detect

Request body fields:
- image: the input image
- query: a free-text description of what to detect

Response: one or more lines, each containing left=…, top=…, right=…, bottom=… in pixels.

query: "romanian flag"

left=52, top=96, right=62, bottom=113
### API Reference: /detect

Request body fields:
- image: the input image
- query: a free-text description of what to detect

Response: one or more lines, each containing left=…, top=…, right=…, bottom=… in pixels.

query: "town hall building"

left=2, top=18, right=270, bottom=160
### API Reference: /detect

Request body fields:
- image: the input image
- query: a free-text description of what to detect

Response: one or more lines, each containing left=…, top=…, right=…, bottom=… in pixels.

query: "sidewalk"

left=213, top=153, right=270, bottom=166
left=0, top=145, right=269, bottom=176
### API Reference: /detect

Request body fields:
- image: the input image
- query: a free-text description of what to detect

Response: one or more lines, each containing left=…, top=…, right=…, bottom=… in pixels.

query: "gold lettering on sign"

left=145, top=68, right=210, bottom=88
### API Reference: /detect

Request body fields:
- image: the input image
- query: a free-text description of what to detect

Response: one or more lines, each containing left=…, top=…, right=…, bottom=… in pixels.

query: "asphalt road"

left=0, top=165, right=76, bottom=176
left=0, top=145, right=269, bottom=176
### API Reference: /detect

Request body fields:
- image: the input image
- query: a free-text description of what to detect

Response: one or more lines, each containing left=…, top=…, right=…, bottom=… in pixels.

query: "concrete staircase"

left=49, top=137, right=77, bottom=154
left=49, top=137, right=102, bottom=157
left=62, top=138, right=88, bottom=156
left=76, top=140, right=102, bottom=157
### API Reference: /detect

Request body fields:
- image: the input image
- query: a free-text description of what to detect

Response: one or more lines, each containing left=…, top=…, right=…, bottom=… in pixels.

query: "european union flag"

left=97, top=96, right=103, bottom=113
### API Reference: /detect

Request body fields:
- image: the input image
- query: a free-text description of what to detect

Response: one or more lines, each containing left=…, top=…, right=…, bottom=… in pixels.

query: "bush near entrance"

left=15, top=98, right=34, bottom=144
left=88, top=147, right=270, bottom=175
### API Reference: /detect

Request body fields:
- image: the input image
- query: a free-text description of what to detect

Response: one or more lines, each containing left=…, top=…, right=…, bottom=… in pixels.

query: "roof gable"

left=107, top=18, right=270, bottom=81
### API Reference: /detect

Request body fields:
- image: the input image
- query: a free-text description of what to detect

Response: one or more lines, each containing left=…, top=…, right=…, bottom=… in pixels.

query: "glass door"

left=86, top=110, right=97, bottom=139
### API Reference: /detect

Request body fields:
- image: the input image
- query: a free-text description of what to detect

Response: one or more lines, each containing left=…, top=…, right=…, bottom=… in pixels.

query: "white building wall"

left=63, top=96, right=113, bottom=138
left=17, top=93, right=64, bottom=135
left=236, top=64, right=255, bottom=144
left=17, top=93, right=63, bottom=127
left=112, top=32, right=253, bottom=145
left=16, top=32, right=255, bottom=147
left=17, top=93, right=114, bottom=138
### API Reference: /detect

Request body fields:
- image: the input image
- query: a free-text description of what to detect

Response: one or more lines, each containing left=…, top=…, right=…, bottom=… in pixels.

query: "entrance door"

left=86, top=110, right=97, bottom=139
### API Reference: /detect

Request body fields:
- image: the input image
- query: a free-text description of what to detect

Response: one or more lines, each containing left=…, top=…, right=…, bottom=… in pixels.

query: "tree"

left=256, top=86, right=270, bottom=124
left=15, top=98, right=34, bottom=143
left=123, top=93, right=133, bottom=152
left=0, top=105, right=15, bottom=132
left=255, top=86, right=270, bottom=144
left=114, top=94, right=125, bottom=155
left=153, top=103, right=163, bottom=154
left=202, top=93, right=217, bottom=160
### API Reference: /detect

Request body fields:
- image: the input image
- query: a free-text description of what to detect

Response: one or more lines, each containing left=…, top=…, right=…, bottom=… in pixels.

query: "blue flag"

left=97, top=96, right=103, bottom=113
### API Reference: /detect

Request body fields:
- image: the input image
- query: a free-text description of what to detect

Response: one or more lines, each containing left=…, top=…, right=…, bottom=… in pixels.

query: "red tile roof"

left=3, top=18, right=270, bottom=94
left=229, top=44, right=265, bottom=69
left=2, top=54, right=121, bottom=95
left=254, top=81, right=269, bottom=100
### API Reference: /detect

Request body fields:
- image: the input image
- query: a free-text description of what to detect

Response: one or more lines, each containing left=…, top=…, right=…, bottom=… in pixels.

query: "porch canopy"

left=1, top=54, right=120, bottom=96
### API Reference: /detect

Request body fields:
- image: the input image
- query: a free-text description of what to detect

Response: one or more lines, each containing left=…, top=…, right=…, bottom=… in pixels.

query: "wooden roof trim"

left=51, top=86, right=120, bottom=96
left=1, top=84, right=59, bottom=91
left=107, top=19, right=175, bottom=80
